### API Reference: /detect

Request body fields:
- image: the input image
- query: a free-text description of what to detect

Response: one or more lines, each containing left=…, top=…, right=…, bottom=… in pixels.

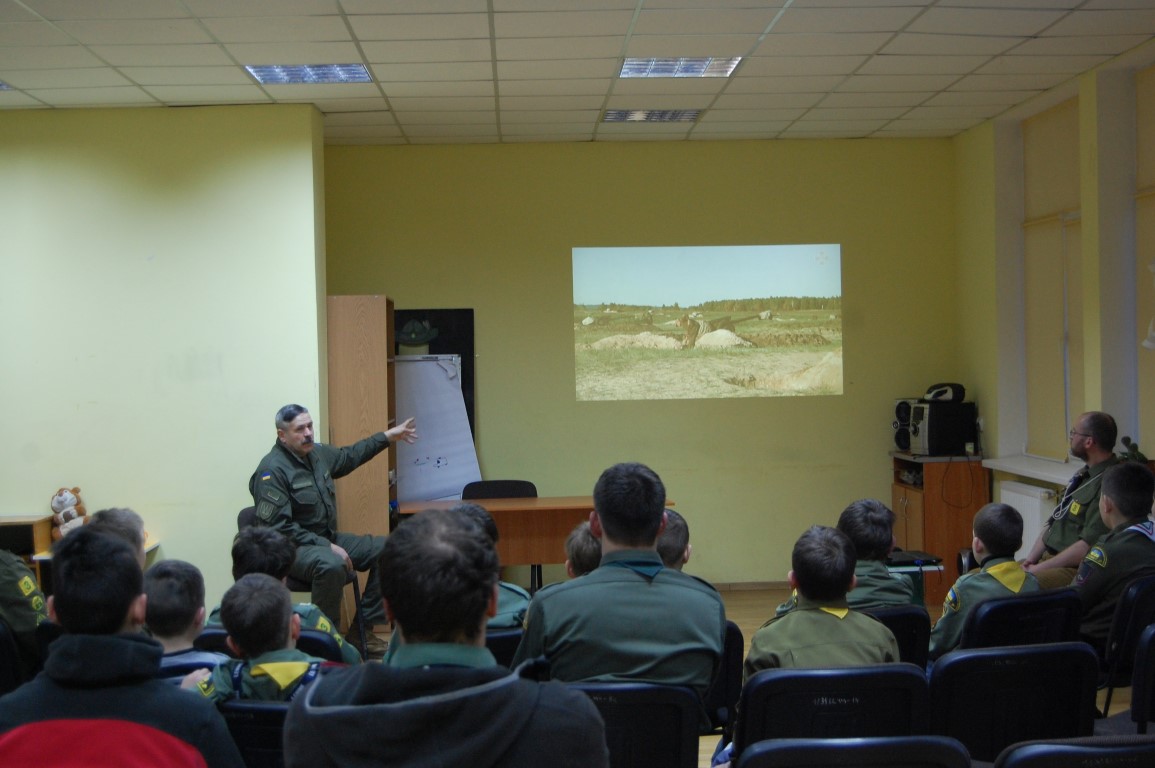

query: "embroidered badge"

left=1085, top=546, right=1107, bottom=568
left=1070, top=501, right=1082, bottom=518
left=18, top=575, right=36, bottom=597
left=945, top=586, right=960, bottom=613
left=260, top=471, right=272, bottom=482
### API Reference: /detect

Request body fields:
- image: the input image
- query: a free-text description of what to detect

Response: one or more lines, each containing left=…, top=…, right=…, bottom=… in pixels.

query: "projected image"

left=573, top=245, right=842, bottom=401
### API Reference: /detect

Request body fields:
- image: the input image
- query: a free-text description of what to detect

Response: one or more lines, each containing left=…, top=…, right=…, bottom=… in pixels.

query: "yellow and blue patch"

left=260, top=471, right=272, bottom=482
left=1084, top=546, right=1107, bottom=569
left=944, top=586, right=960, bottom=613
left=18, top=575, right=36, bottom=597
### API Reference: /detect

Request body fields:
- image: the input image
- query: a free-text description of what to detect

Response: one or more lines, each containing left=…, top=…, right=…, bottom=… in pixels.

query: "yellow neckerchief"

left=251, top=661, right=314, bottom=690
left=986, top=560, right=1030, bottom=593
left=818, top=606, right=850, bottom=619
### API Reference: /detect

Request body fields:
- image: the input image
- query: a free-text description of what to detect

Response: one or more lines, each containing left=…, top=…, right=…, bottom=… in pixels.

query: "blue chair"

left=485, top=627, right=523, bottom=669
left=959, top=588, right=1081, bottom=650
left=993, top=734, right=1155, bottom=767
left=194, top=628, right=238, bottom=658
left=863, top=604, right=931, bottom=669
left=1132, top=624, right=1155, bottom=734
left=1100, top=575, right=1155, bottom=714
left=219, top=699, right=290, bottom=768
left=570, top=682, right=698, bottom=768
left=736, top=735, right=972, bottom=768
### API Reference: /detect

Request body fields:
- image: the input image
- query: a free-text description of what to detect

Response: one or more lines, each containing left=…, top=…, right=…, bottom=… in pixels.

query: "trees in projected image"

left=572, top=246, right=842, bottom=401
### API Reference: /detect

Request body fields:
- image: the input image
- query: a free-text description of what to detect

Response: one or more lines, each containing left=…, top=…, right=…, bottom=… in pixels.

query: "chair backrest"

left=701, top=620, right=743, bottom=735
left=295, top=629, right=347, bottom=664
left=485, top=627, right=523, bottom=669
left=1132, top=623, right=1155, bottom=733
left=194, top=628, right=239, bottom=658
left=238, top=506, right=257, bottom=530
left=1103, top=575, right=1155, bottom=687
left=733, top=663, right=930, bottom=759
left=863, top=604, right=931, bottom=669
left=959, top=588, right=1081, bottom=650
left=993, top=734, right=1155, bottom=768
left=461, top=480, right=538, bottom=499
left=219, top=699, right=290, bottom=768
left=570, top=682, right=698, bottom=768
left=736, top=735, right=972, bottom=768
left=0, top=618, right=27, bottom=696
left=929, top=641, right=1099, bottom=762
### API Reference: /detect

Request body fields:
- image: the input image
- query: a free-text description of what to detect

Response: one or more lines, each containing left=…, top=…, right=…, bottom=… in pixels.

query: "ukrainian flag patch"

left=1085, top=546, right=1107, bottom=568
left=260, top=471, right=272, bottom=482
left=945, top=586, right=960, bottom=613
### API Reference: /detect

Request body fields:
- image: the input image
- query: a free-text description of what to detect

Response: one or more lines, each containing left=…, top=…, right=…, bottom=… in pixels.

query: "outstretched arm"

left=386, top=417, right=418, bottom=444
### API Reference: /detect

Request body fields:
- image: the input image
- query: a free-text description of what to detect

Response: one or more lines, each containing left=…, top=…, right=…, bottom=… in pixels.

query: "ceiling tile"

left=625, top=34, right=759, bottom=58
left=370, top=62, right=493, bottom=82
left=605, top=93, right=714, bottom=109
left=909, top=8, right=1065, bottom=37
left=201, top=15, right=352, bottom=43
left=495, top=10, right=633, bottom=37
left=713, top=92, right=824, bottom=110
left=756, top=33, right=893, bottom=56
left=977, top=54, right=1110, bottom=76
left=0, top=90, right=43, bottom=106
left=738, top=56, right=865, bottom=77
left=771, top=6, right=923, bottom=34
left=1011, top=35, right=1152, bottom=55
left=324, top=124, right=405, bottom=139
left=950, top=72, right=1071, bottom=92
left=55, top=19, right=212, bottom=45
left=393, top=110, right=496, bottom=125
left=323, top=111, right=394, bottom=125
left=1, top=67, right=130, bottom=88
left=0, top=22, right=74, bottom=45
left=301, top=96, right=390, bottom=112
left=612, top=78, right=728, bottom=96
left=342, top=0, right=485, bottom=14
left=361, top=39, right=493, bottom=63
left=698, top=108, right=806, bottom=123
left=142, top=84, right=268, bottom=102
left=500, top=109, right=600, bottom=123
left=858, top=55, right=990, bottom=76
left=836, top=74, right=962, bottom=92
left=0, top=45, right=103, bottom=69
left=500, top=94, right=604, bottom=110
left=349, top=13, right=490, bottom=41
left=497, top=36, right=624, bottom=60
left=818, top=91, right=930, bottom=108
left=24, top=0, right=191, bottom=20
left=882, top=34, right=1023, bottom=57
left=224, top=42, right=362, bottom=64
left=925, top=90, right=1042, bottom=107
left=388, top=95, right=495, bottom=111
left=90, top=44, right=232, bottom=66
left=902, top=104, right=1004, bottom=121
left=262, top=83, right=380, bottom=100
left=1045, top=10, right=1155, bottom=36
left=726, top=75, right=847, bottom=94
left=186, top=0, right=343, bottom=16
left=497, top=59, right=619, bottom=79
left=499, top=78, right=611, bottom=96
left=808, top=105, right=909, bottom=120
left=25, top=85, right=156, bottom=105
left=633, top=9, right=782, bottom=36
left=384, top=80, right=494, bottom=98
left=119, top=66, right=252, bottom=86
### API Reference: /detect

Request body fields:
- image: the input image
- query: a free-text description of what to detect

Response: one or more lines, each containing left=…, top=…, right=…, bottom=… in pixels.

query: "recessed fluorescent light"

left=620, top=57, right=740, bottom=78
left=603, top=109, right=701, bottom=123
left=0, top=81, right=11, bottom=90
left=245, top=64, right=371, bottom=85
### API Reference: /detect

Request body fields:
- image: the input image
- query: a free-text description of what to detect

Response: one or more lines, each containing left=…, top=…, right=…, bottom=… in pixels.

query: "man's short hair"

left=452, top=502, right=499, bottom=543
left=837, top=499, right=896, bottom=562
left=232, top=526, right=297, bottom=582
left=1083, top=411, right=1118, bottom=452
left=275, top=404, right=309, bottom=430
left=379, top=509, right=498, bottom=643
left=656, top=508, right=689, bottom=568
left=972, top=503, right=1024, bottom=558
left=51, top=527, right=142, bottom=634
left=220, top=573, right=292, bottom=657
left=791, top=525, right=856, bottom=603
left=565, top=521, right=601, bottom=577
left=144, top=559, right=206, bottom=639
left=593, top=462, right=666, bottom=547
left=88, top=507, right=145, bottom=554
left=1102, top=461, right=1155, bottom=520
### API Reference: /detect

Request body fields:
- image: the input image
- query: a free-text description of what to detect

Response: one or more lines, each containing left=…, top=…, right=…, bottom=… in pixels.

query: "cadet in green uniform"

left=249, top=404, right=417, bottom=638
left=0, top=549, right=49, bottom=680
left=775, top=499, right=916, bottom=616
left=1073, top=462, right=1155, bottom=655
left=929, top=503, right=1040, bottom=659
left=1023, top=412, right=1119, bottom=590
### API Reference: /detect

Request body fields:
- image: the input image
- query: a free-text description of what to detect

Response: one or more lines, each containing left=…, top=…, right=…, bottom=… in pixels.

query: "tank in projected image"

left=572, top=245, right=842, bottom=401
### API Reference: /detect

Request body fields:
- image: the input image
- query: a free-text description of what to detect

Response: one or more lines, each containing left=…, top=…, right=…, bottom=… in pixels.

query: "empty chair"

left=929, top=642, right=1099, bottom=762
left=701, top=620, right=744, bottom=736
left=570, top=682, right=698, bottom=768
left=958, top=588, right=1081, bottom=650
left=219, top=699, right=290, bottom=768
left=736, top=735, right=972, bottom=768
left=237, top=506, right=366, bottom=660
left=863, top=604, right=931, bottom=669
left=732, top=663, right=930, bottom=762
left=1100, top=575, right=1155, bottom=714
left=993, top=734, right=1155, bottom=768
left=461, top=480, right=538, bottom=500
left=485, top=627, right=523, bottom=669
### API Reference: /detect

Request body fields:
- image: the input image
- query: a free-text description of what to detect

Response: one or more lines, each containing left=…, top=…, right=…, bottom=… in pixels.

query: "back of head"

left=1102, top=461, right=1155, bottom=520
left=451, top=502, right=499, bottom=543
left=792, top=525, right=856, bottom=602
left=656, top=508, right=689, bottom=569
left=221, top=573, right=292, bottom=657
left=837, top=499, right=896, bottom=562
left=380, top=508, right=498, bottom=643
left=232, top=526, right=296, bottom=581
left=88, top=507, right=145, bottom=554
left=593, top=462, right=666, bottom=547
left=972, top=503, right=1024, bottom=557
left=144, top=559, right=205, bottom=639
left=51, top=527, right=143, bottom=634
left=1084, top=411, right=1118, bottom=452
left=565, top=521, right=601, bottom=577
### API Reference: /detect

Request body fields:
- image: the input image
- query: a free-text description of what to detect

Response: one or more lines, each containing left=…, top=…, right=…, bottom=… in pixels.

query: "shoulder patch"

left=259, top=471, right=273, bottom=482
left=1084, top=546, right=1107, bottom=569
left=1070, top=501, right=1083, bottom=518
left=255, top=501, right=279, bottom=522
left=944, top=586, right=960, bottom=613
left=18, top=575, right=36, bottom=597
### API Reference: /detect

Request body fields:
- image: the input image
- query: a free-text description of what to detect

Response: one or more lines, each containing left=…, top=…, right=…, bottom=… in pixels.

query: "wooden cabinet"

left=891, top=453, right=990, bottom=607
left=326, top=295, right=396, bottom=627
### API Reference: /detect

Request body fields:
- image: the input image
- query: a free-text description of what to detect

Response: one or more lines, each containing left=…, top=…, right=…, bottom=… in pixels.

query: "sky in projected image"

left=572, top=245, right=843, bottom=401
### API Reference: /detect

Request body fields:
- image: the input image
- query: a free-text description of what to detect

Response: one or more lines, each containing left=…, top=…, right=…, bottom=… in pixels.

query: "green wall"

left=325, top=139, right=961, bottom=585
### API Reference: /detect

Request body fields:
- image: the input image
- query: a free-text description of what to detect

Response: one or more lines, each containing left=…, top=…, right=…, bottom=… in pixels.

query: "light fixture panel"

left=245, top=64, right=371, bottom=85
left=619, top=57, right=740, bottom=79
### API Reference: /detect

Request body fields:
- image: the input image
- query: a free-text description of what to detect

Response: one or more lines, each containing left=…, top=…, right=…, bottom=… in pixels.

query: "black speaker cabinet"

left=908, top=401, right=978, bottom=456
left=893, top=398, right=920, bottom=452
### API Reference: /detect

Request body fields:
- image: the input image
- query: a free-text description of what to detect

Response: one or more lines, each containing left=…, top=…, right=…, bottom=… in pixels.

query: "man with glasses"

left=1021, top=412, right=1119, bottom=589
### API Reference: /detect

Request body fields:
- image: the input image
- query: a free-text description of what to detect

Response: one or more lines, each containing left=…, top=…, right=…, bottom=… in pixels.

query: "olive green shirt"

left=744, top=595, right=899, bottom=682
left=928, top=557, right=1040, bottom=660
left=195, top=647, right=325, bottom=703
left=207, top=602, right=362, bottom=666
left=774, top=560, right=916, bottom=617
left=0, top=550, right=48, bottom=679
left=249, top=435, right=390, bottom=548
left=1073, top=519, right=1155, bottom=646
left=1043, top=456, right=1118, bottom=553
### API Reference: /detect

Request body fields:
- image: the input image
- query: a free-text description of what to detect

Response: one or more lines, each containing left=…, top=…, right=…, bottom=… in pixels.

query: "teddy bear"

left=50, top=487, right=88, bottom=540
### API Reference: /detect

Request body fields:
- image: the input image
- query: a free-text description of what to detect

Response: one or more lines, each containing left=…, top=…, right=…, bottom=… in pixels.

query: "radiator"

left=998, top=481, right=1058, bottom=561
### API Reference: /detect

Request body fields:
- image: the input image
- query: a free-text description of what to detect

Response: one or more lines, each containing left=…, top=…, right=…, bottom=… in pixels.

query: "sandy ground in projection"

left=574, top=313, right=843, bottom=401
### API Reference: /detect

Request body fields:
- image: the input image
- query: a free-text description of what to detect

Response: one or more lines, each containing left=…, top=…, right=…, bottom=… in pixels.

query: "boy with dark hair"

left=929, top=503, right=1040, bottom=659
left=745, top=525, right=900, bottom=678
left=208, top=526, right=362, bottom=665
left=452, top=502, right=531, bottom=628
left=564, top=521, right=600, bottom=578
left=776, top=499, right=916, bottom=616
left=1073, top=461, right=1155, bottom=655
left=285, top=508, right=608, bottom=767
left=0, top=528, right=243, bottom=767
left=656, top=508, right=691, bottom=570
left=88, top=507, right=147, bottom=567
left=143, top=560, right=228, bottom=676
left=512, top=462, right=725, bottom=695
left=188, top=573, right=327, bottom=703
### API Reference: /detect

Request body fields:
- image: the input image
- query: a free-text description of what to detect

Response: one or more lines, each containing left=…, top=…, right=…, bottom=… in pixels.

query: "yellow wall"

left=325, top=139, right=959, bottom=585
left=0, top=105, right=325, bottom=607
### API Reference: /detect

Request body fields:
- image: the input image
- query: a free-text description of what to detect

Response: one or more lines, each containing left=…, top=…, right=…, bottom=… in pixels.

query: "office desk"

left=399, top=496, right=595, bottom=567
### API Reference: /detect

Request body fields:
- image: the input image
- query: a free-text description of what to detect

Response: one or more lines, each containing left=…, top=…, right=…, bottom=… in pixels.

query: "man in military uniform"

left=0, top=549, right=49, bottom=681
left=1022, top=411, right=1119, bottom=589
left=1073, top=461, right=1155, bottom=656
left=249, top=403, right=417, bottom=656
